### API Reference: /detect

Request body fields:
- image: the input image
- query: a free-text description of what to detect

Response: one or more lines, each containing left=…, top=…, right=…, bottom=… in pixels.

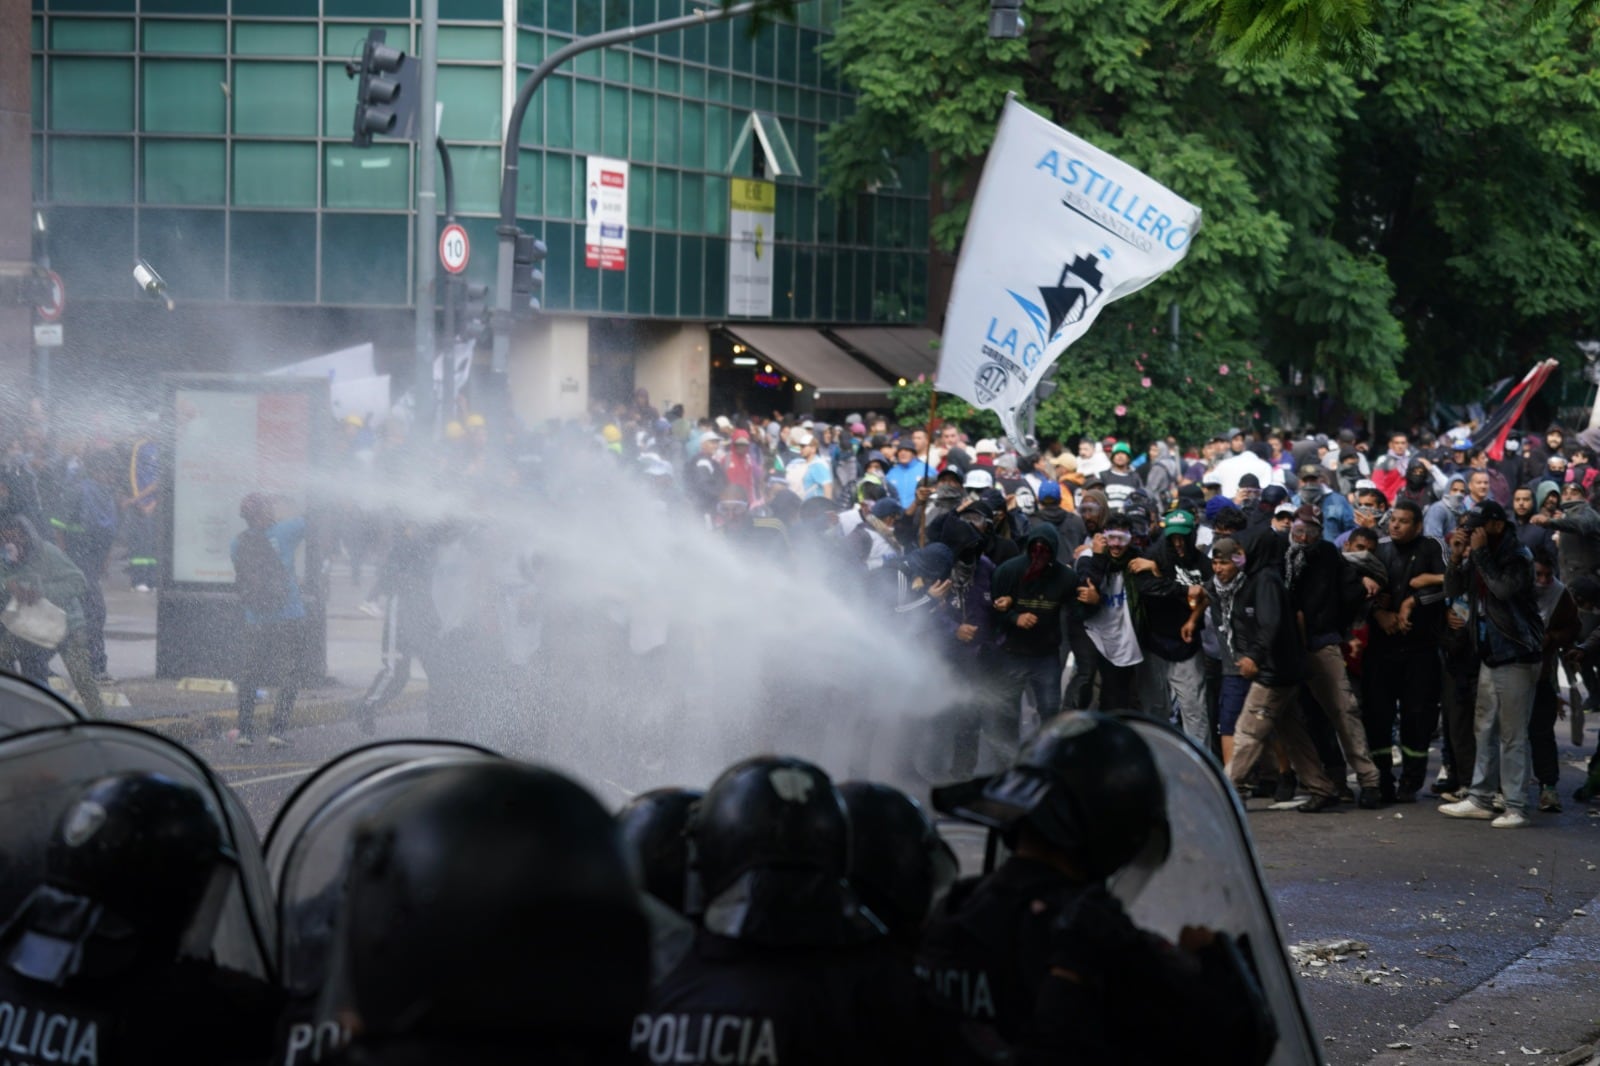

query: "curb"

left=127, top=687, right=427, bottom=742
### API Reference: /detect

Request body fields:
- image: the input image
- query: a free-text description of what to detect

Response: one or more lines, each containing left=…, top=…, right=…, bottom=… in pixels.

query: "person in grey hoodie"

left=0, top=512, right=101, bottom=717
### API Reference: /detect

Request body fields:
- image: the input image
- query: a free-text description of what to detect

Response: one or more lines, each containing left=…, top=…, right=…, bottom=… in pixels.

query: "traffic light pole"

left=490, top=0, right=780, bottom=391
left=413, top=0, right=439, bottom=435
left=437, top=134, right=460, bottom=419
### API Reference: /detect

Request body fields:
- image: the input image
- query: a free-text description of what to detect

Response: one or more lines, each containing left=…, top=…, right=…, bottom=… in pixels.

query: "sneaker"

left=1539, top=787, right=1563, bottom=813
left=235, top=734, right=253, bottom=747
left=266, top=735, right=288, bottom=748
left=1274, top=771, right=1299, bottom=803
left=1437, top=788, right=1467, bottom=803
left=1336, top=785, right=1356, bottom=804
left=1298, top=793, right=1341, bottom=814
left=1394, top=787, right=1418, bottom=804
left=133, top=584, right=151, bottom=593
left=1357, top=790, right=1382, bottom=810
left=1440, top=798, right=1494, bottom=819
left=1491, top=810, right=1531, bottom=829
left=1492, top=792, right=1507, bottom=813
left=1431, top=767, right=1453, bottom=795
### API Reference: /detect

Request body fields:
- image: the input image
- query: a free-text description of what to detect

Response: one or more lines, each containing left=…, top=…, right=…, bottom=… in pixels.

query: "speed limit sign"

left=439, top=224, right=470, bottom=275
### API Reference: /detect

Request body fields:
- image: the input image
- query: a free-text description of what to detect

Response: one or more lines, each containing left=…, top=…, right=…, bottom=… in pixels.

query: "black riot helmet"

left=3, top=771, right=235, bottom=985
left=616, top=787, right=703, bottom=914
left=323, top=761, right=649, bottom=1055
left=937, top=711, right=1170, bottom=882
left=837, top=782, right=959, bottom=946
left=688, top=756, right=873, bottom=946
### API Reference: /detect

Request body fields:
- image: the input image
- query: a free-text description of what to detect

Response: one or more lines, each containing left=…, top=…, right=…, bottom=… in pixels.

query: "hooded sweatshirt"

left=989, top=523, right=1075, bottom=658
left=0, top=515, right=88, bottom=634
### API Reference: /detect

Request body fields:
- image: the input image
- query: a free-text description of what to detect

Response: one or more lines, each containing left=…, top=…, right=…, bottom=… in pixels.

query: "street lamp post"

left=489, top=0, right=785, bottom=395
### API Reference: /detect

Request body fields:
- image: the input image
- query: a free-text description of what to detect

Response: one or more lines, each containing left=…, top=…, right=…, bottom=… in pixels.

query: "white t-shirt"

left=1083, top=570, right=1143, bottom=667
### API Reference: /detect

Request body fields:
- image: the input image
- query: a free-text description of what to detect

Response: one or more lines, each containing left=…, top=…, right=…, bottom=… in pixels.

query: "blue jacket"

left=1296, top=489, right=1353, bottom=540
left=886, top=459, right=934, bottom=514
left=232, top=517, right=306, bottom=625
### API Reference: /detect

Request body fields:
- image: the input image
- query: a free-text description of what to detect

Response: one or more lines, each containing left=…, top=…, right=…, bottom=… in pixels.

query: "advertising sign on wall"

left=585, top=156, right=630, bottom=271
left=728, top=178, right=776, bottom=317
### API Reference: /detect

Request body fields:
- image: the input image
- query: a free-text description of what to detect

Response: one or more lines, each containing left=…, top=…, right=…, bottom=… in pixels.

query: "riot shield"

left=0, top=720, right=275, bottom=982
left=266, top=741, right=500, bottom=1066
left=1108, top=716, right=1323, bottom=1066
left=0, top=671, right=84, bottom=736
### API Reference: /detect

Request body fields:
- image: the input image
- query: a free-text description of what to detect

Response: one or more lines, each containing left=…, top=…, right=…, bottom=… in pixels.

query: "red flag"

left=1471, top=359, right=1558, bottom=461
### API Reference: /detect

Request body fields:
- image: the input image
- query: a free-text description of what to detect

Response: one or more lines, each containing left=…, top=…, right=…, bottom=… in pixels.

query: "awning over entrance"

left=831, top=327, right=941, bottom=384
left=723, top=326, right=894, bottom=408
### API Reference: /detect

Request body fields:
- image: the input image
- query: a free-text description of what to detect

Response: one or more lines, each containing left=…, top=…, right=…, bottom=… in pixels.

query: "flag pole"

left=921, top=386, right=938, bottom=547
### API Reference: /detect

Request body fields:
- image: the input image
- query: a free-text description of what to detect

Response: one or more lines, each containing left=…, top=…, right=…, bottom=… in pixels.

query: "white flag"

left=937, top=97, right=1202, bottom=441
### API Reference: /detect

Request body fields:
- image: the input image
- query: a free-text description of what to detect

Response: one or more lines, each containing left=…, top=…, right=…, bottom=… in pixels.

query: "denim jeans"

left=989, top=652, right=1063, bottom=762
left=1145, top=654, right=1208, bottom=747
left=1468, top=661, right=1538, bottom=814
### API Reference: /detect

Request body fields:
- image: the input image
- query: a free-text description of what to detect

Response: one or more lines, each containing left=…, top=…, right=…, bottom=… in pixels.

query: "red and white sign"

left=37, top=270, right=64, bottom=322
left=584, top=157, right=629, bottom=271
left=438, top=223, right=470, bottom=274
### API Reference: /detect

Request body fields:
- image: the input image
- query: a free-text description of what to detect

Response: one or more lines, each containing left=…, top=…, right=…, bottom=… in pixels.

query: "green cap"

left=1162, top=509, right=1197, bottom=536
left=1112, top=441, right=1132, bottom=455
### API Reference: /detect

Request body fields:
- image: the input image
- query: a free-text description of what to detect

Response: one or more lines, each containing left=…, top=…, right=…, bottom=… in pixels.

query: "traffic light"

left=347, top=29, right=416, bottom=147
left=463, top=282, right=491, bottom=345
left=511, top=233, right=547, bottom=315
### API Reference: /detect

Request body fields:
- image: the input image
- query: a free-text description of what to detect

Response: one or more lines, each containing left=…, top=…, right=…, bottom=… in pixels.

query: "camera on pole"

left=511, top=233, right=547, bottom=316
left=348, top=29, right=418, bottom=147
left=988, top=0, right=1025, bottom=38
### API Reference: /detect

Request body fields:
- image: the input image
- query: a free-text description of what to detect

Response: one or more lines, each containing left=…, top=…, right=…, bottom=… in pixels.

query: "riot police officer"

left=0, top=770, right=280, bottom=1066
left=320, top=761, right=650, bottom=1065
left=633, top=756, right=925, bottom=1065
left=616, top=787, right=703, bottom=914
left=837, top=781, right=958, bottom=950
left=920, top=711, right=1277, bottom=1065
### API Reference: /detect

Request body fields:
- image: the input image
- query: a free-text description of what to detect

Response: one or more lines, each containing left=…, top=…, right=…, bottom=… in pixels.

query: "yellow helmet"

left=342, top=414, right=365, bottom=428
left=445, top=421, right=465, bottom=440
left=465, top=413, right=487, bottom=429
left=602, top=424, right=623, bottom=444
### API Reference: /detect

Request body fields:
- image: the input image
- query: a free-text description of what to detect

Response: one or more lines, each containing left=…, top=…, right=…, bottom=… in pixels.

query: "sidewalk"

left=56, top=566, right=424, bottom=741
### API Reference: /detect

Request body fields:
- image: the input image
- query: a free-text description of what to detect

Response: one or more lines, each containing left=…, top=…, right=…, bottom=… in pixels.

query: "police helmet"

left=325, top=762, right=648, bottom=1051
left=616, top=787, right=703, bottom=914
left=837, top=782, right=958, bottom=945
left=938, top=712, right=1169, bottom=881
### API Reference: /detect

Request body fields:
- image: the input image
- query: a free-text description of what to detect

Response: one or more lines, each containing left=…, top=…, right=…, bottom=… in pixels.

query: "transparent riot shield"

left=1108, top=716, right=1322, bottom=1066
left=0, top=720, right=276, bottom=984
left=265, top=741, right=500, bottom=1066
left=0, top=671, right=83, bottom=736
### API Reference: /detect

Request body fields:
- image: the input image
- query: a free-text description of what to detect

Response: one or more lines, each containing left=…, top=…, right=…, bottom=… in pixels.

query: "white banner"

left=585, top=156, right=629, bottom=271
left=937, top=97, right=1202, bottom=440
left=728, top=178, right=775, bottom=317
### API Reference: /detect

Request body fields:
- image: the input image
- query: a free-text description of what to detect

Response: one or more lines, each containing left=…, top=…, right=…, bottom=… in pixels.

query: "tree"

left=823, top=0, right=1600, bottom=433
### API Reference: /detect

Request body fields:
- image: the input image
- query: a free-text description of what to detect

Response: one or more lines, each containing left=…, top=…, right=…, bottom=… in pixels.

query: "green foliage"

left=825, top=0, right=1600, bottom=429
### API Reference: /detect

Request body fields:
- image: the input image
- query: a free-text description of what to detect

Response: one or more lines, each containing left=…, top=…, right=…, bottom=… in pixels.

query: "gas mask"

left=1298, top=482, right=1326, bottom=504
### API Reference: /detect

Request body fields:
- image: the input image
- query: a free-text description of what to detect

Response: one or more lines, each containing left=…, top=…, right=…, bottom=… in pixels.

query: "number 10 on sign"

left=439, top=224, right=470, bottom=275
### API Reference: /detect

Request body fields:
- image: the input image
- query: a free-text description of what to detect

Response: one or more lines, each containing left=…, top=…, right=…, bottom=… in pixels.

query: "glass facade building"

left=28, top=0, right=930, bottom=328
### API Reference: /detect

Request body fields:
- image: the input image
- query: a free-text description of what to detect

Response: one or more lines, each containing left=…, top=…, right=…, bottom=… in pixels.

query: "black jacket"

left=1225, top=567, right=1305, bottom=686
left=1445, top=530, right=1544, bottom=666
left=1130, top=537, right=1210, bottom=662
left=990, top=524, right=1076, bottom=658
left=1286, top=540, right=1363, bottom=650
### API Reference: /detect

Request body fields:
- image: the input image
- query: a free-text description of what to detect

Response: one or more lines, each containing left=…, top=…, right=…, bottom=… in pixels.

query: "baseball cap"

left=1294, top=504, right=1322, bottom=525
left=700, top=430, right=724, bottom=444
left=1298, top=463, right=1325, bottom=479
left=790, top=427, right=814, bottom=447
left=895, top=439, right=916, bottom=453
left=937, top=464, right=965, bottom=483
left=1038, top=480, right=1062, bottom=501
left=1238, top=473, right=1261, bottom=490
left=1462, top=499, right=1509, bottom=527
left=1338, top=447, right=1360, bottom=462
left=1355, top=478, right=1378, bottom=492
left=1112, top=442, right=1132, bottom=455
left=1162, top=509, right=1196, bottom=536
left=963, top=468, right=994, bottom=490
left=1261, top=485, right=1289, bottom=506
left=974, top=439, right=999, bottom=455
left=1273, top=503, right=1296, bottom=518
left=1211, top=536, right=1242, bottom=560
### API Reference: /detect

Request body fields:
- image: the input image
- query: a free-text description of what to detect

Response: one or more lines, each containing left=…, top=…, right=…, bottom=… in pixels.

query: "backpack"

left=235, top=528, right=289, bottom=615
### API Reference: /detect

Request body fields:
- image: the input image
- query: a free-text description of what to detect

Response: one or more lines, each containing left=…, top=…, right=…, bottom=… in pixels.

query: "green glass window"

left=772, top=245, right=794, bottom=319
left=754, top=29, right=776, bottom=80
left=234, top=63, right=318, bottom=136
left=31, top=17, right=41, bottom=49
left=544, top=152, right=575, bottom=218
left=518, top=30, right=543, bottom=66
left=50, top=138, right=133, bottom=202
left=625, top=230, right=653, bottom=315
left=706, top=71, right=729, bottom=103
left=775, top=185, right=793, bottom=242
left=814, top=251, right=835, bottom=319
left=704, top=105, right=728, bottom=172
left=753, top=81, right=774, bottom=114
left=143, top=60, right=226, bottom=133
left=518, top=0, right=544, bottom=20
left=703, top=175, right=726, bottom=236
left=229, top=212, right=316, bottom=302
left=142, top=20, right=225, bottom=53
left=30, top=58, right=43, bottom=127
left=143, top=139, right=225, bottom=204
left=775, top=85, right=797, bottom=118
left=794, top=187, right=815, bottom=244
left=323, top=63, right=355, bottom=136
left=653, top=169, right=677, bottom=230
left=516, top=150, right=542, bottom=217
left=706, top=21, right=729, bottom=68
left=438, top=66, right=502, bottom=142
left=800, top=30, right=822, bottom=85
left=235, top=22, right=319, bottom=56
left=139, top=209, right=226, bottom=300
left=630, top=54, right=652, bottom=88
left=449, top=0, right=502, bottom=19
left=854, top=250, right=874, bottom=320
left=325, top=24, right=409, bottom=59
left=628, top=164, right=651, bottom=228
left=728, top=20, right=753, bottom=74
left=50, top=208, right=134, bottom=301
left=777, top=25, right=798, bottom=82
left=326, top=143, right=409, bottom=209
left=702, top=235, right=726, bottom=314
left=679, top=236, right=703, bottom=317
left=234, top=0, right=314, bottom=15
left=437, top=145, right=500, bottom=214
left=546, top=0, right=575, bottom=34
left=322, top=214, right=409, bottom=305
left=574, top=0, right=601, bottom=34
left=540, top=221, right=573, bottom=309
left=603, top=49, right=628, bottom=83
left=681, top=102, right=704, bottom=176
left=50, top=18, right=134, bottom=51
left=569, top=223, right=599, bottom=311
left=142, top=0, right=227, bottom=12
left=682, top=65, right=704, bottom=99
left=32, top=136, right=44, bottom=202
left=42, top=0, right=133, bottom=8
left=326, top=0, right=410, bottom=14
left=680, top=173, right=703, bottom=233
left=50, top=58, right=133, bottom=131
left=655, top=97, right=679, bottom=167
left=234, top=142, right=317, bottom=207
left=601, top=84, right=628, bottom=159
left=545, top=75, right=574, bottom=150
left=792, top=247, right=814, bottom=319
left=439, top=27, right=502, bottom=61
left=572, top=50, right=600, bottom=78
left=731, top=77, right=752, bottom=109
left=630, top=91, right=653, bottom=163
left=679, top=23, right=705, bottom=64
left=657, top=62, right=679, bottom=94
left=574, top=81, right=602, bottom=155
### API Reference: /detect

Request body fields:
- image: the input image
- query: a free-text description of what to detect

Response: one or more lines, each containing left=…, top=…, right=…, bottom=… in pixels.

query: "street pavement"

left=50, top=571, right=1600, bottom=1065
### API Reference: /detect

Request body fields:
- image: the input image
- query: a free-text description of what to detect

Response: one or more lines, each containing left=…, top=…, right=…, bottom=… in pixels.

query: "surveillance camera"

left=133, top=259, right=175, bottom=311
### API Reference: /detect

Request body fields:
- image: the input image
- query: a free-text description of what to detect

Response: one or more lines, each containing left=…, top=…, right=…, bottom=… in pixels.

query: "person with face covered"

left=1539, top=480, right=1600, bottom=587
left=1284, top=505, right=1384, bottom=807
left=932, top=517, right=1002, bottom=776
left=1074, top=513, right=1147, bottom=710
left=989, top=522, right=1076, bottom=754
left=1527, top=545, right=1578, bottom=813
left=1033, top=480, right=1087, bottom=554
left=1398, top=458, right=1440, bottom=510
left=1208, top=536, right=1340, bottom=811
left=1511, top=485, right=1557, bottom=559
left=1425, top=474, right=1471, bottom=543
left=1124, top=508, right=1212, bottom=743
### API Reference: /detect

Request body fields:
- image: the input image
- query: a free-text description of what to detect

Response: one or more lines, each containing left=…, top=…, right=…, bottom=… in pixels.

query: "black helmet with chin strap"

left=616, top=787, right=703, bottom=914
left=934, top=711, right=1170, bottom=882
left=837, top=782, right=958, bottom=946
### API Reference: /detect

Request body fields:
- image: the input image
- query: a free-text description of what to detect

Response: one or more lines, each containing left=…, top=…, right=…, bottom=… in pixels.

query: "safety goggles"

left=1104, top=530, right=1133, bottom=547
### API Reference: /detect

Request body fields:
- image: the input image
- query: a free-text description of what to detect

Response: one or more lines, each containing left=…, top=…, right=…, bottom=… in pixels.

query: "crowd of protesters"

left=600, top=394, right=1600, bottom=826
